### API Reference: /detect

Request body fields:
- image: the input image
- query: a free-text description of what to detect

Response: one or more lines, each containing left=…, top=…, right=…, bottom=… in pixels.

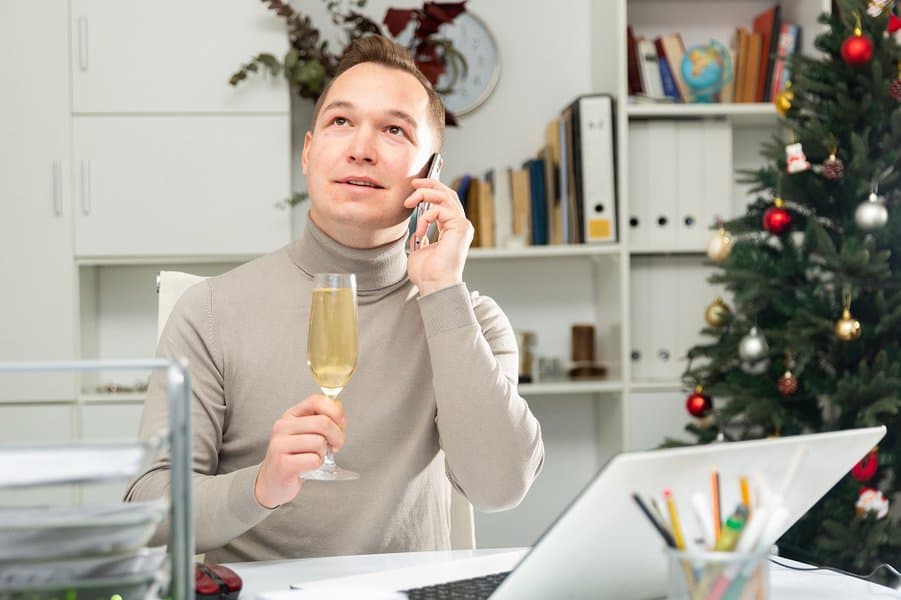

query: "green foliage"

left=680, top=0, right=901, bottom=577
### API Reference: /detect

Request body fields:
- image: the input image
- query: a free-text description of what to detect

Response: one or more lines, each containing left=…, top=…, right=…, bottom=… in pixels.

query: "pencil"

left=631, top=492, right=676, bottom=548
left=712, top=470, right=722, bottom=541
left=663, top=489, right=687, bottom=550
left=740, top=476, right=752, bottom=515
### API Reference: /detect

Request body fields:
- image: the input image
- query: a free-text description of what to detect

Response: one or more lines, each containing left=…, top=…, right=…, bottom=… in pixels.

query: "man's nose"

left=347, top=127, right=377, bottom=163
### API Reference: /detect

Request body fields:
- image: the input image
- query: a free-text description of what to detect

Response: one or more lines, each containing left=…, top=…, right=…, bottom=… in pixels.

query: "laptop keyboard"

left=402, top=571, right=510, bottom=599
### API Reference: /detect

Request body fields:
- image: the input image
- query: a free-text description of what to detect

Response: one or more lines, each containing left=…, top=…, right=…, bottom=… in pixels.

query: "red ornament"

left=823, top=154, right=844, bottom=180
left=852, top=447, right=879, bottom=482
left=763, top=206, right=792, bottom=234
left=891, top=78, right=901, bottom=102
left=777, top=370, right=799, bottom=396
left=889, top=14, right=901, bottom=34
left=841, top=33, right=874, bottom=65
left=686, top=386, right=713, bottom=418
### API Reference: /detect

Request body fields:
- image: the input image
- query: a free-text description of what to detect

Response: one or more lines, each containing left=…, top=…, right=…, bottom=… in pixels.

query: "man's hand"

left=254, top=395, right=347, bottom=509
left=404, top=178, right=474, bottom=296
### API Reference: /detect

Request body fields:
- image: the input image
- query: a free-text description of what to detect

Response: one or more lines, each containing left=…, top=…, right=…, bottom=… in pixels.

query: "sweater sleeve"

left=417, top=283, right=545, bottom=512
left=123, top=281, right=275, bottom=552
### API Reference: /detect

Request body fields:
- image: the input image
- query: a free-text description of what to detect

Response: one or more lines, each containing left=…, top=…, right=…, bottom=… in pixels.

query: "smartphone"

left=405, top=152, right=444, bottom=255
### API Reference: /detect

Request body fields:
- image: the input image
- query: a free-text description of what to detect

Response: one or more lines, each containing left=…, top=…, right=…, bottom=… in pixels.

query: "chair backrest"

left=156, top=270, right=476, bottom=550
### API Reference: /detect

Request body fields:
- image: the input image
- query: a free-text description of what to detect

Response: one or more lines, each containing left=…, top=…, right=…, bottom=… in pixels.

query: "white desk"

left=227, top=549, right=901, bottom=599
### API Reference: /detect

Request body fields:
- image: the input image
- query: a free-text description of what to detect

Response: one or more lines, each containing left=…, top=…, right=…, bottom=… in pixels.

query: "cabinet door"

left=73, top=115, right=291, bottom=257
left=71, top=0, right=289, bottom=113
left=0, top=2, right=76, bottom=400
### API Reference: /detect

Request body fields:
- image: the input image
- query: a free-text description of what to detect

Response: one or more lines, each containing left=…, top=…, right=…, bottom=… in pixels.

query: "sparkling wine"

left=307, top=287, right=358, bottom=395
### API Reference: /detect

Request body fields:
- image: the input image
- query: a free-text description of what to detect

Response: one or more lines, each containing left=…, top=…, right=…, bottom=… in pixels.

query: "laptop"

left=294, top=426, right=885, bottom=599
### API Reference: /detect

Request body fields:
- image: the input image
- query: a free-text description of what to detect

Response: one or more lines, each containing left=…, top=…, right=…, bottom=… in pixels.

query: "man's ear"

left=301, top=131, right=313, bottom=176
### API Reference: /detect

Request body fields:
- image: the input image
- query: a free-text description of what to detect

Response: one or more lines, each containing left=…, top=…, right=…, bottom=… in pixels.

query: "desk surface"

left=227, top=548, right=901, bottom=599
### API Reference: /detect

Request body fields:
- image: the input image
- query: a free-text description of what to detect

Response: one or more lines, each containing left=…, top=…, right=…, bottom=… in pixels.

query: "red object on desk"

left=196, top=563, right=243, bottom=599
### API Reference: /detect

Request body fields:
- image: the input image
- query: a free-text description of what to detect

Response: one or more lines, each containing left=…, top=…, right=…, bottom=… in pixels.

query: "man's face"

left=302, top=62, right=437, bottom=244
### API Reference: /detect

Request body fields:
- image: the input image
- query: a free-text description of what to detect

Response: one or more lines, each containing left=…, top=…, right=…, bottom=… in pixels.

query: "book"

left=627, top=26, right=644, bottom=96
left=561, top=105, right=580, bottom=244
left=522, top=158, right=548, bottom=246
left=656, top=34, right=691, bottom=102
left=543, top=118, right=562, bottom=245
left=485, top=168, right=512, bottom=248
left=656, top=50, right=682, bottom=101
left=752, top=4, right=781, bottom=102
left=734, top=28, right=750, bottom=102
left=768, top=23, right=800, bottom=98
left=509, top=167, right=531, bottom=245
left=557, top=115, right=571, bottom=244
left=743, top=32, right=763, bottom=104
left=637, top=38, right=665, bottom=99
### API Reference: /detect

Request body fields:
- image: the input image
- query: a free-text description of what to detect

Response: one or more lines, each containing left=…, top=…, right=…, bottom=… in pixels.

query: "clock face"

left=434, top=12, right=501, bottom=116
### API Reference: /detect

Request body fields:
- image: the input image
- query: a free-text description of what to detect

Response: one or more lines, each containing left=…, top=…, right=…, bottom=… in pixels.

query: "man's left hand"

left=404, top=178, right=474, bottom=296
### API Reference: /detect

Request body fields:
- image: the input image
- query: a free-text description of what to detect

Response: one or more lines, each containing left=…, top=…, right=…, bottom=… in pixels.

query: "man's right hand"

left=253, top=394, right=347, bottom=509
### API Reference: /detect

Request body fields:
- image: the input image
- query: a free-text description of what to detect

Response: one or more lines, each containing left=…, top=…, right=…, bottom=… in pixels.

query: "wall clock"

left=435, top=11, right=501, bottom=116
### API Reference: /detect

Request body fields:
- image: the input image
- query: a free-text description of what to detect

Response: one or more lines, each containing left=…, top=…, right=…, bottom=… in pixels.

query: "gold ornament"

left=835, top=308, right=862, bottom=341
left=706, top=227, right=732, bottom=262
left=705, top=297, right=732, bottom=327
left=775, top=82, right=794, bottom=117
left=835, top=289, right=862, bottom=342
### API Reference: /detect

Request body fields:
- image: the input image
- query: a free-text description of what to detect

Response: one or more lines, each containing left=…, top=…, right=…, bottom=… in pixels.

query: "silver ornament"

left=739, top=327, right=768, bottom=360
left=855, top=193, right=888, bottom=230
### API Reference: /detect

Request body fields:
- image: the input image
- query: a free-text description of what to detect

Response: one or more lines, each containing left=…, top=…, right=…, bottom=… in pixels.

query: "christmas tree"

left=681, top=0, right=901, bottom=580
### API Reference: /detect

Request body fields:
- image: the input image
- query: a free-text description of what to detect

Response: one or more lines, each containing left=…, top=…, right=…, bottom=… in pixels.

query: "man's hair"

left=311, top=35, right=445, bottom=148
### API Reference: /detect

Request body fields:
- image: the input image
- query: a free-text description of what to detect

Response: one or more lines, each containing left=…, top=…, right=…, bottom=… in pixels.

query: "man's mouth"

left=338, top=177, right=384, bottom=189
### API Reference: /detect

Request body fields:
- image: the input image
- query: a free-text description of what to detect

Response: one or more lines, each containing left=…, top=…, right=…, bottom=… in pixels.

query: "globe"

left=680, top=40, right=732, bottom=103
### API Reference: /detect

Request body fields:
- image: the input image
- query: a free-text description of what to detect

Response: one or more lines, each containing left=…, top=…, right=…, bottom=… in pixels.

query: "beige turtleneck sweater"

left=125, top=220, right=544, bottom=563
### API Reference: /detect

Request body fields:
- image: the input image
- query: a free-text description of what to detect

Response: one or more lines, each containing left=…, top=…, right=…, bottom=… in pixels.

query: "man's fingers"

left=283, top=394, right=347, bottom=426
left=271, top=415, right=346, bottom=450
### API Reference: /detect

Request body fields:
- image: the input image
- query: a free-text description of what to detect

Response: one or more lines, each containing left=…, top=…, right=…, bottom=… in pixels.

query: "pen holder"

left=664, top=548, right=770, bottom=600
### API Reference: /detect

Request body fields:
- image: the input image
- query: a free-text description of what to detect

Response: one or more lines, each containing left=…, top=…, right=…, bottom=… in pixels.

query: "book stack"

left=452, top=95, right=618, bottom=249
left=628, top=4, right=800, bottom=103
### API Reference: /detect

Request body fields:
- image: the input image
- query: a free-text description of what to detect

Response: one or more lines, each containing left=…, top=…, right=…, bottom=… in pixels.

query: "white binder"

left=570, top=94, right=618, bottom=243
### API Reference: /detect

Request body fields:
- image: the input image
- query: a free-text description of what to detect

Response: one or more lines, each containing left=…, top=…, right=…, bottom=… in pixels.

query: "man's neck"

left=308, top=210, right=407, bottom=250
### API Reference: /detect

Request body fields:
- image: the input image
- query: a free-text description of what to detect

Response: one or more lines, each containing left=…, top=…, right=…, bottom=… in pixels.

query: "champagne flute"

left=303, top=273, right=359, bottom=481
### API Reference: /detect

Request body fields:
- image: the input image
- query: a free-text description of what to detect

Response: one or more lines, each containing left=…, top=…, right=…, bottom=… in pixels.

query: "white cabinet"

left=0, top=2, right=76, bottom=400
left=70, top=0, right=289, bottom=114
left=73, top=115, right=291, bottom=257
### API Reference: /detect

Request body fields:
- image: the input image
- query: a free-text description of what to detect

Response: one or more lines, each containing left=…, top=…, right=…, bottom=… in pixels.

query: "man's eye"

left=387, top=125, right=406, bottom=136
left=332, top=117, right=348, bottom=126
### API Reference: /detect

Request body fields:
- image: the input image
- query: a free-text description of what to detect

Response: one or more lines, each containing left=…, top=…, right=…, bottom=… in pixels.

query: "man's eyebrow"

left=320, top=101, right=418, bottom=132
left=320, top=100, right=354, bottom=115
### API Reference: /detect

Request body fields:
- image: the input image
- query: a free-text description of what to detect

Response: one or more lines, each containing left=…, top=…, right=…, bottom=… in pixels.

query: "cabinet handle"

left=52, top=160, right=63, bottom=216
left=81, top=161, right=91, bottom=216
left=78, top=17, right=89, bottom=71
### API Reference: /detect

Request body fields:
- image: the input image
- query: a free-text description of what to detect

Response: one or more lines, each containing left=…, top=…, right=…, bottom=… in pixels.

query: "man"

left=126, top=35, right=544, bottom=563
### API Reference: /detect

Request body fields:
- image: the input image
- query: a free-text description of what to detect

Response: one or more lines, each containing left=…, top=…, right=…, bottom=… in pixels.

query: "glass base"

left=300, top=464, right=359, bottom=481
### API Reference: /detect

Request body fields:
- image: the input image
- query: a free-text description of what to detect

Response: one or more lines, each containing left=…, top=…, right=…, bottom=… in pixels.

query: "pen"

left=663, top=489, right=687, bottom=550
left=690, top=492, right=715, bottom=549
left=631, top=492, right=676, bottom=548
left=712, top=470, right=722, bottom=541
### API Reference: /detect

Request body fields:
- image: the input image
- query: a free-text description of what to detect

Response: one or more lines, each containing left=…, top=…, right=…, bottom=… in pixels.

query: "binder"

left=567, top=94, right=618, bottom=244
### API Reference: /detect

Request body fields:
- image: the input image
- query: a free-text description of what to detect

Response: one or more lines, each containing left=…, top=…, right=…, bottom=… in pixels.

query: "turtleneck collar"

left=288, top=215, right=410, bottom=296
